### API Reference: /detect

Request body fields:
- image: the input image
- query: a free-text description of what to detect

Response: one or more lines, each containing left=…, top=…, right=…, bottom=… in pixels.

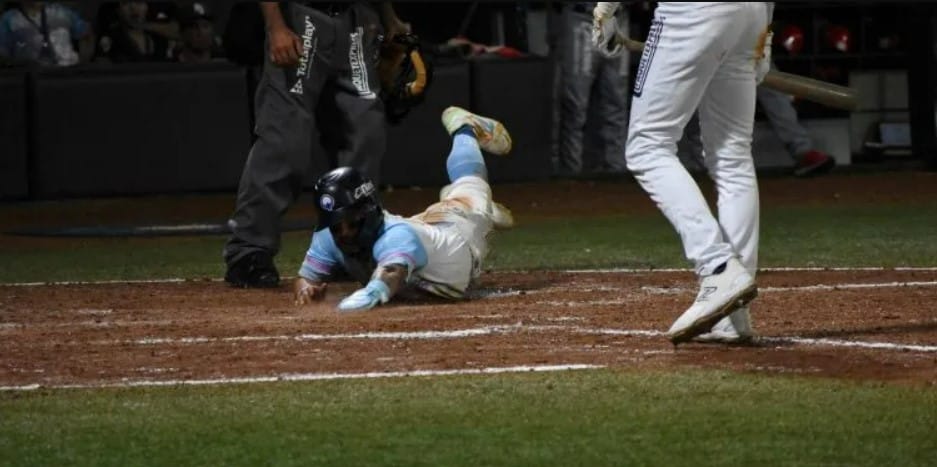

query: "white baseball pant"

left=625, top=2, right=772, bottom=277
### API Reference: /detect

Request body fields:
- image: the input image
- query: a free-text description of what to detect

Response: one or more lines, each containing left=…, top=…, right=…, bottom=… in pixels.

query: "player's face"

left=331, top=210, right=365, bottom=254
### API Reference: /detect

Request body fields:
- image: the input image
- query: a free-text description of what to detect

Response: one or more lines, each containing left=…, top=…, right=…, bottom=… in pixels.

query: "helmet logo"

left=354, top=181, right=375, bottom=200
left=320, top=194, right=335, bottom=211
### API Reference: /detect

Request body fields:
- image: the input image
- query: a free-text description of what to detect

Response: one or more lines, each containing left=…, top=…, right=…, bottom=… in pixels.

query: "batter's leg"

left=625, top=9, right=733, bottom=277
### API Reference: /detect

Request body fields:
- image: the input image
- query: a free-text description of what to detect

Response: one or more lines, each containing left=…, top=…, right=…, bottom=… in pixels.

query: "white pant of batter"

left=626, top=2, right=771, bottom=278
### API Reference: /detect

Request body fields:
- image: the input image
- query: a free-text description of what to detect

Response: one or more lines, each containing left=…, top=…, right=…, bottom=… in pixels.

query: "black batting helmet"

left=313, top=167, right=384, bottom=255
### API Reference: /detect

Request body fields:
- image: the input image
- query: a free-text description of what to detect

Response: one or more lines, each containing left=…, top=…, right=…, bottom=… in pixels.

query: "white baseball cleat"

left=441, top=106, right=512, bottom=156
left=693, top=306, right=754, bottom=344
left=668, top=257, right=757, bottom=345
left=490, top=201, right=515, bottom=229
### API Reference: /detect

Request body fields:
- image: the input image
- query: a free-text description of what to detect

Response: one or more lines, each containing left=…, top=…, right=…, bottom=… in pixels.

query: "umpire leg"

left=223, top=6, right=332, bottom=284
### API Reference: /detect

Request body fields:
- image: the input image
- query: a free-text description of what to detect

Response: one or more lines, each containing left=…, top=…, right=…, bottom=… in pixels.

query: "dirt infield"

left=2, top=172, right=937, bottom=389
left=2, top=268, right=936, bottom=389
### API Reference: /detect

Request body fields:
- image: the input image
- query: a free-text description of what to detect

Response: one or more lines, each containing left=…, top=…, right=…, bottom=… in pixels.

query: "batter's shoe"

left=224, top=251, right=280, bottom=288
left=667, top=257, right=757, bottom=345
left=693, top=306, right=754, bottom=344
left=442, top=106, right=512, bottom=156
left=793, top=150, right=835, bottom=177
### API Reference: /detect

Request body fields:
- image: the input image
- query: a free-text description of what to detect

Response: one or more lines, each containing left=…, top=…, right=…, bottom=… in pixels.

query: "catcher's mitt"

left=378, top=33, right=433, bottom=124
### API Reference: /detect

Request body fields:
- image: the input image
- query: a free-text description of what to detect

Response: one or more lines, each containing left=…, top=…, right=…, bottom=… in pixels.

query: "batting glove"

left=338, top=279, right=391, bottom=312
left=592, top=2, right=625, bottom=58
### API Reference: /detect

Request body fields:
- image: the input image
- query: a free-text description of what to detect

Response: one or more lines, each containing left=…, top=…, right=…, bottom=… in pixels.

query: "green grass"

left=2, top=370, right=935, bottom=467
left=2, top=203, right=937, bottom=283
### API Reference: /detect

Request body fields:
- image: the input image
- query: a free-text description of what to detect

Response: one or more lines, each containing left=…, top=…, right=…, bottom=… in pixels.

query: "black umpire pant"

left=224, top=3, right=386, bottom=265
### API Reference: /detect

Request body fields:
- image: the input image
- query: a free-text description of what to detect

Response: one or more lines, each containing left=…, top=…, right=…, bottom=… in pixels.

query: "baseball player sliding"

left=593, top=2, right=774, bottom=344
left=293, top=107, right=514, bottom=310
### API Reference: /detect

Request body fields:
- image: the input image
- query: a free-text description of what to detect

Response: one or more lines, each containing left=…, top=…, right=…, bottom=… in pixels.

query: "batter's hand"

left=268, top=25, right=303, bottom=67
left=293, top=278, right=327, bottom=306
left=592, top=2, right=625, bottom=58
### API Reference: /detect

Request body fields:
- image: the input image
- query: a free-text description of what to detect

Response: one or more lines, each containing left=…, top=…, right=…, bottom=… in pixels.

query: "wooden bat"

left=618, top=37, right=859, bottom=111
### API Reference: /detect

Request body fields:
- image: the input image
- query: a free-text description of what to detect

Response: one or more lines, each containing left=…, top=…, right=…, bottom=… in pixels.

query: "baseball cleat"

left=442, top=106, right=512, bottom=156
left=490, top=201, right=515, bottom=229
left=692, top=306, right=754, bottom=344
left=793, top=149, right=835, bottom=177
left=667, top=257, right=757, bottom=344
left=224, top=251, right=281, bottom=288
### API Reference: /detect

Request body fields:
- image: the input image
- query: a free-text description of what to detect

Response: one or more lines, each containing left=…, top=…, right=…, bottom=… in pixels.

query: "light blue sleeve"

left=372, top=223, right=428, bottom=273
left=298, top=229, right=343, bottom=281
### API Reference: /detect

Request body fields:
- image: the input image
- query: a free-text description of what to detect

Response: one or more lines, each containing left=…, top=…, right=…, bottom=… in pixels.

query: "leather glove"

left=592, top=2, right=625, bottom=58
left=338, top=279, right=391, bottom=312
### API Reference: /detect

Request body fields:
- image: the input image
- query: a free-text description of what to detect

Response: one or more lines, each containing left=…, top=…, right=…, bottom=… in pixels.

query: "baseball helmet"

left=825, top=25, right=852, bottom=53
left=314, top=167, right=384, bottom=255
left=777, top=24, right=805, bottom=55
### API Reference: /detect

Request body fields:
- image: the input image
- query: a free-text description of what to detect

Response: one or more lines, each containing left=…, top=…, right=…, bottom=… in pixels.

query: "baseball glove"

left=378, top=33, right=433, bottom=124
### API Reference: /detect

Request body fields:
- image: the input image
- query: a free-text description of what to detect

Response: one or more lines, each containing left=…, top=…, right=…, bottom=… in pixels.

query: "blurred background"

left=1, top=1, right=935, bottom=202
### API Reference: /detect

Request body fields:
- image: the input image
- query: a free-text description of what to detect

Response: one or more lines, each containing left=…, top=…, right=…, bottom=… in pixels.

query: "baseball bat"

left=617, top=37, right=859, bottom=111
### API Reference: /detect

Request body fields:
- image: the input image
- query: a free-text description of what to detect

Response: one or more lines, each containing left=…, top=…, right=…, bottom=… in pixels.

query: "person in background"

left=94, top=1, right=173, bottom=63
left=553, top=1, right=631, bottom=177
left=173, top=2, right=222, bottom=63
left=0, top=1, right=94, bottom=67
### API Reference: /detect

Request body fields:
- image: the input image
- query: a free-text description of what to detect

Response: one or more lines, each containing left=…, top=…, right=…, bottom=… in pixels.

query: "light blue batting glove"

left=338, top=279, right=391, bottom=312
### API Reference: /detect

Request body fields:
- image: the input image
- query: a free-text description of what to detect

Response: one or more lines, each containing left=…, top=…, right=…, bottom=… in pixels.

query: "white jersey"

left=300, top=175, right=498, bottom=299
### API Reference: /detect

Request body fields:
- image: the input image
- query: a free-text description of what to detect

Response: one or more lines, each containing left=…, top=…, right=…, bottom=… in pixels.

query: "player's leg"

left=625, top=3, right=733, bottom=278
left=626, top=3, right=759, bottom=343
left=439, top=106, right=513, bottom=229
left=691, top=3, right=769, bottom=342
left=756, top=76, right=835, bottom=176
left=594, top=52, right=630, bottom=173
left=223, top=6, right=331, bottom=287
left=557, top=6, right=599, bottom=175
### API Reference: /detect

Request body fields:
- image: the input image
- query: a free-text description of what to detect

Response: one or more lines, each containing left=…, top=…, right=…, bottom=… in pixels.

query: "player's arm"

left=336, top=261, right=410, bottom=312
left=260, top=2, right=301, bottom=66
left=337, top=223, right=427, bottom=312
left=294, top=230, right=341, bottom=306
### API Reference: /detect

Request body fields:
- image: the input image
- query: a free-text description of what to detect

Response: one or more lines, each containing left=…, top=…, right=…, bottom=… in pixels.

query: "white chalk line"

left=63, top=323, right=936, bottom=354
left=0, top=364, right=604, bottom=392
left=638, top=280, right=937, bottom=296
left=565, top=267, right=937, bottom=274
left=4, top=267, right=937, bottom=287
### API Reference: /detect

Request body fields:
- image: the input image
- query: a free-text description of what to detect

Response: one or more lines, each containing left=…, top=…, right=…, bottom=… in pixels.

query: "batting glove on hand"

left=592, top=3, right=625, bottom=58
left=338, top=279, right=391, bottom=312
left=755, top=31, right=773, bottom=85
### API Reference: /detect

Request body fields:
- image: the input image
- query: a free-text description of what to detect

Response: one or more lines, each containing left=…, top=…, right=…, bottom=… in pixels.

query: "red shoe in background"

left=794, top=150, right=836, bottom=177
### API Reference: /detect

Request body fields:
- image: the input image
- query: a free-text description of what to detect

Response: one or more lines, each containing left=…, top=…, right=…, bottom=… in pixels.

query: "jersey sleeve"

left=372, top=223, right=428, bottom=274
left=298, top=229, right=342, bottom=281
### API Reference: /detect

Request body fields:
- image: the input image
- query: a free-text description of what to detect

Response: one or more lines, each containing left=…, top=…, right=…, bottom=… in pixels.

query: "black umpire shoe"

left=224, top=251, right=281, bottom=288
